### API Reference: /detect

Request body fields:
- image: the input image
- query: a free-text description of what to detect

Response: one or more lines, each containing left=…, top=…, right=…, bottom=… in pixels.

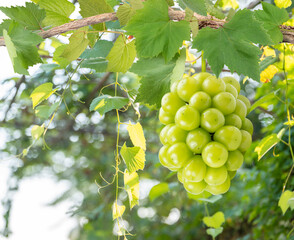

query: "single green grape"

left=200, top=108, right=225, bottom=133
left=222, top=76, right=240, bottom=93
left=241, top=118, right=254, bottom=135
left=238, top=95, right=251, bottom=115
left=234, top=99, right=247, bottom=121
left=202, top=141, right=228, bottom=168
left=182, top=156, right=207, bottom=182
left=167, top=142, right=193, bottom=170
left=184, top=180, right=207, bottom=195
left=225, top=113, right=242, bottom=129
left=204, top=166, right=228, bottom=186
left=186, top=128, right=211, bottom=154
left=214, top=126, right=242, bottom=151
left=159, top=124, right=173, bottom=145
left=238, top=130, right=252, bottom=152
left=159, top=108, right=174, bottom=125
left=212, top=92, right=236, bottom=115
left=202, top=76, right=226, bottom=96
left=166, top=124, right=188, bottom=144
left=177, top=76, right=202, bottom=102
left=206, top=176, right=231, bottom=195
left=225, top=83, right=238, bottom=99
left=226, top=150, right=244, bottom=171
left=161, top=92, right=185, bottom=115
left=189, top=91, right=212, bottom=113
left=175, top=106, right=200, bottom=131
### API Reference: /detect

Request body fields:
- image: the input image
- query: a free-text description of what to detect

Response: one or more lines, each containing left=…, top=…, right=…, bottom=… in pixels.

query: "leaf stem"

left=201, top=52, right=206, bottom=72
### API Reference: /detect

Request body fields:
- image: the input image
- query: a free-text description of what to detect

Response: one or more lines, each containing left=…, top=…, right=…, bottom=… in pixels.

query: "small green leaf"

left=106, top=35, right=136, bottom=73
left=3, top=22, right=43, bottom=75
left=124, top=170, right=140, bottom=209
left=60, top=28, right=90, bottom=62
left=255, top=134, right=280, bottom=160
left=254, top=2, right=289, bottom=44
left=79, top=0, right=113, bottom=30
left=250, top=90, right=279, bottom=112
left=80, top=58, right=108, bottom=72
left=149, top=182, right=169, bottom=201
left=80, top=40, right=113, bottom=59
left=198, top=195, right=223, bottom=203
left=38, top=0, right=75, bottom=27
left=170, top=48, right=186, bottom=84
left=112, top=203, right=126, bottom=220
left=125, top=0, right=190, bottom=62
left=206, top=227, right=223, bottom=238
left=120, top=143, right=145, bottom=173
left=31, top=125, right=44, bottom=140
left=35, top=102, right=58, bottom=119
left=30, top=83, right=56, bottom=109
left=278, top=190, right=294, bottom=215
left=0, top=2, right=45, bottom=30
left=117, top=4, right=136, bottom=26
left=203, top=211, right=225, bottom=228
left=127, top=122, right=146, bottom=151
left=181, top=0, right=207, bottom=16
left=53, top=45, right=71, bottom=68
left=89, top=95, right=129, bottom=115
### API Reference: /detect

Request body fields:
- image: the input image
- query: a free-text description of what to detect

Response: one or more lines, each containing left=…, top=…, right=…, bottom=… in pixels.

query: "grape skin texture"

left=159, top=73, right=252, bottom=196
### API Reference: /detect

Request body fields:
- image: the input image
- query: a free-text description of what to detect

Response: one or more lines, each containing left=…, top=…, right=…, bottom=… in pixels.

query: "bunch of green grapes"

left=158, top=73, right=253, bottom=196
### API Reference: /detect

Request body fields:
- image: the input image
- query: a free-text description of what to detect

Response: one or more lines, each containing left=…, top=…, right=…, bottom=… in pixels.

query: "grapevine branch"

left=0, top=9, right=293, bottom=46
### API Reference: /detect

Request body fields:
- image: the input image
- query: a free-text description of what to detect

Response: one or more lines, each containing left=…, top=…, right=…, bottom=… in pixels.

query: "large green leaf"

left=120, top=143, right=145, bottom=173
left=3, top=22, right=43, bottom=75
left=79, top=0, right=113, bottom=30
left=125, top=0, right=190, bottom=62
left=130, top=52, right=184, bottom=108
left=254, top=2, right=289, bottom=44
left=89, top=95, right=129, bottom=115
left=0, top=2, right=45, bottom=30
left=106, top=35, right=136, bottom=73
left=38, top=0, right=75, bottom=27
left=193, top=9, right=272, bottom=80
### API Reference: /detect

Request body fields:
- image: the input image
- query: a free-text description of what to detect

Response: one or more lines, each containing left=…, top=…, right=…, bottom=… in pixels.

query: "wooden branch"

left=0, top=8, right=293, bottom=46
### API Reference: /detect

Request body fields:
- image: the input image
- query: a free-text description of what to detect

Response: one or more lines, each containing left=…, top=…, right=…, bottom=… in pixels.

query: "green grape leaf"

left=53, top=45, right=71, bottom=68
left=3, top=22, right=43, bottom=75
left=0, top=19, right=12, bottom=37
left=80, top=59, right=108, bottom=72
left=203, top=211, right=225, bottom=228
left=35, top=102, right=58, bottom=119
left=278, top=190, right=294, bottom=215
left=106, top=35, right=136, bottom=73
left=0, top=2, right=45, bottom=30
left=89, top=95, right=129, bottom=114
left=127, top=122, right=146, bottom=151
left=181, top=0, right=207, bottom=16
left=31, top=125, right=44, bottom=140
left=30, top=83, right=56, bottom=109
left=254, top=133, right=280, bottom=160
left=106, top=0, right=119, bottom=7
left=38, top=0, right=75, bottom=27
left=206, top=228, right=224, bottom=238
left=130, top=53, right=183, bottom=108
left=205, top=0, right=225, bottom=19
left=117, top=4, right=136, bottom=26
left=120, top=143, right=145, bottom=173
left=128, top=0, right=144, bottom=10
left=112, top=203, right=125, bottom=220
left=124, top=170, right=140, bottom=209
left=254, top=2, right=289, bottom=44
left=193, top=9, right=272, bottom=80
left=124, top=0, right=190, bottom=62
left=170, top=48, right=186, bottom=84
left=60, top=28, right=90, bottom=62
left=79, top=0, right=113, bottom=30
left=80, top=40, right=113, bottom=59
left=149, top=182, right=169, bottom=201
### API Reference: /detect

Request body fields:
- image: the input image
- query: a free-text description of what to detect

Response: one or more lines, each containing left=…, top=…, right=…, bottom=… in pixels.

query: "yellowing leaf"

left=255, top=133, right=280, bottom=160
left=127, top=122, right=146, bottom=151
left=31, top=125, right=44, bottom=140
left=263, top=46, right=276, bottom=58
left=30, top=83, right=56, bottom=109
left=120, top=143, right=145, bottom=173
left=124, top=170, right=139, bottom=209
left=203, top=211, right=225, bottom=229
left=112, top=203, right=126, bottom=220
left=274, top=0, right=292, bottom=8
left=218, top=0, right=239, bottom=10
left=260, top=65, right=278, bottom=83
left=279, top=190, right=294, bottom=214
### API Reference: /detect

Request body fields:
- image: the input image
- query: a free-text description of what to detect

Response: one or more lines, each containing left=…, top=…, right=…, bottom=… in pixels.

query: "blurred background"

left=1, top=0, right=294, bottom=239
